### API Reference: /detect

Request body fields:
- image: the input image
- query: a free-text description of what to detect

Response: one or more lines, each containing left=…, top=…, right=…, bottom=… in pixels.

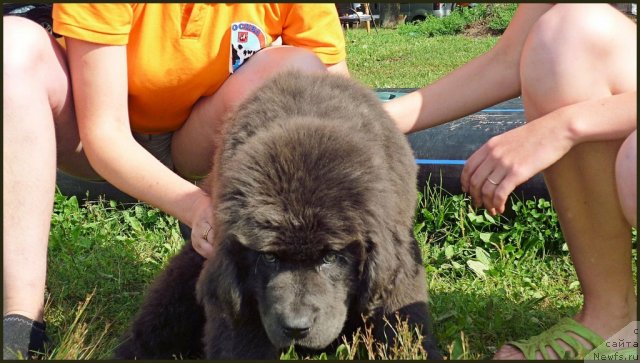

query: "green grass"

left=345, top=29, right=497, bottom=88
left=413, top=183, right=592, bottom=359
left=45, top=186, right=636, bottom=360
left=44, top=192, right=185, bottom=358
left=40, top=30, right=637, bottom=359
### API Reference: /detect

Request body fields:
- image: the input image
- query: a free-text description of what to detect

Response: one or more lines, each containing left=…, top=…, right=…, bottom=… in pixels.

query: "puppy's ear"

left=357, top=237, right=386, bottom=313
left=355, top=237, right=375, bottom=312
left=356, top=231, right=392, bottom=312
left=196, top=236, right=245, bottom=320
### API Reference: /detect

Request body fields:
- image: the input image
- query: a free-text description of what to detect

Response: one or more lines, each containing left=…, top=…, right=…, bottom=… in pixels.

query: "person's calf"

left=615, top=130, right=637, bottom=227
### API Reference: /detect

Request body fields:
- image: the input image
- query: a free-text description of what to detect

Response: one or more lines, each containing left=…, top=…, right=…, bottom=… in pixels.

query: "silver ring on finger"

left=487, top=177, right=500, bottom=185
left=201, top=225, right=212, bottom=241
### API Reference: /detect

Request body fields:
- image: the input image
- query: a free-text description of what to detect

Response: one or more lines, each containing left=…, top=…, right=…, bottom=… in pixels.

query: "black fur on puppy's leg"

left=203, top=314, right=278, bottom=359
left=114, top=242, right=206, bottom=359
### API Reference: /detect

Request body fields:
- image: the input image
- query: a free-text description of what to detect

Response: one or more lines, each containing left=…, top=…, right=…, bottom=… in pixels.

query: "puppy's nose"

left=283, top=326, right=310, bottom=339
left=282, top=318, right=312, bottom=339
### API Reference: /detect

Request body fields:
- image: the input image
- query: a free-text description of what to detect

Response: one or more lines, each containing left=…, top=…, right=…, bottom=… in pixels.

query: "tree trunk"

left=380, top=3, right=405, bottom=28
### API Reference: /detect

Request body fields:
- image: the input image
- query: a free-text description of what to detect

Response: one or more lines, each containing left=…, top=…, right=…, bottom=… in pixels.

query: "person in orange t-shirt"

left=3, top=3, right=347, bottom=358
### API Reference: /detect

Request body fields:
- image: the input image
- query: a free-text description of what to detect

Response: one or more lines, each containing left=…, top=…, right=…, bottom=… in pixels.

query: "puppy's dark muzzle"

left=281, top=316, right=312, bottom=339
left=283, top=326, right=310, bottom=339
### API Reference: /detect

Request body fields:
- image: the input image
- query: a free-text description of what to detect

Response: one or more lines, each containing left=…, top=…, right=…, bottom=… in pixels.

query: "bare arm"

left=67, top=38, right=215, bottom=256
left=564, top=92, right=637, bottom=144
left=384, top=3, right=554, bottom=133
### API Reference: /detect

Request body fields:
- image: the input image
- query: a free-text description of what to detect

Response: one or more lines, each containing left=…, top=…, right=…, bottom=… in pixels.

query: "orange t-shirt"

left=52, top=3, right=346, bottom=133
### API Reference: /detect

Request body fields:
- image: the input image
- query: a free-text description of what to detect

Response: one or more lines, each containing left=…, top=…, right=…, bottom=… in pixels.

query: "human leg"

left=171, top=46, right=328, bottom=179
left=3, top=16, right=99, bottom=358
left=616, top=130, right=637, bottom=228
left=494, top=4, right=637, bottom=359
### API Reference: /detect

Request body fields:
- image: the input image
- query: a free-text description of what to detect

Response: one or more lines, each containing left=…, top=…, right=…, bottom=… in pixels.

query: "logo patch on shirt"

left=230, top=22, right=266, bottom=73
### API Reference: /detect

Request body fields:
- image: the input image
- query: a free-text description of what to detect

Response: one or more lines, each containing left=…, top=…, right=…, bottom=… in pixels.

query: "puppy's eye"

left=322, top=252, right=338, bottom=265
left=262, top=253, right=278, bottom=263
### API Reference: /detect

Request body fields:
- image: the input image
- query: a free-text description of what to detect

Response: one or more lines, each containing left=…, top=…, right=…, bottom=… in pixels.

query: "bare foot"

left=492, top=337, right=588, bottom=360
left=493, top=344, right=526, bottom=360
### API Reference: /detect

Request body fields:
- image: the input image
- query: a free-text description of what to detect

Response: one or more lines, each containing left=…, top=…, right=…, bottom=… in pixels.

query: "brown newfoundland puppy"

left=115, top=70, right=441, bottom=360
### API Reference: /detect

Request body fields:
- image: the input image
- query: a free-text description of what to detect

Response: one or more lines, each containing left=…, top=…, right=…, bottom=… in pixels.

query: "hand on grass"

left=461, top=117, right=573, bottom=215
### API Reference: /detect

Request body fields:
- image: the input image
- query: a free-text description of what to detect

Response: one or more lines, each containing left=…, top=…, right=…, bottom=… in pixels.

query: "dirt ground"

left=461, top=20, right=502, bottom=37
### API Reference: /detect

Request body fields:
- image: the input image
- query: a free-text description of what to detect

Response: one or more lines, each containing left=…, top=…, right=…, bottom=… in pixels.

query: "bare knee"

left=4, top=15, right=72, bottom=110
left=219, top=46, right=326, bottom=108
left=520, top=4, right=634, bottom=107
left=3, top=16, right=58, bottom=137
left=254, top=46, right=327, bottom=71
left=236, top=46, right=327, bottom=83
left=615, top=130, right=637, bottom=227
left=3, top=16, right=54, bottom=80
left=5, top=15, right=71, bottom=101
left=522, top=4, right=629, bottom=70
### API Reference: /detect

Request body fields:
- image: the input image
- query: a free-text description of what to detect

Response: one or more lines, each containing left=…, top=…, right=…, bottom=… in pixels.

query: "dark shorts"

left=132, top=131, right=174, bottom=170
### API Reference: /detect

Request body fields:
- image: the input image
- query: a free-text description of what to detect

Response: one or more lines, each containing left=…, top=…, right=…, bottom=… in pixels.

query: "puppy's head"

left=196, top=116, right=390, bottom=349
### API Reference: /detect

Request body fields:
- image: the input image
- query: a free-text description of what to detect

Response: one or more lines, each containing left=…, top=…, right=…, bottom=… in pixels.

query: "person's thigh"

left=171, top=46, right=328, bottom=179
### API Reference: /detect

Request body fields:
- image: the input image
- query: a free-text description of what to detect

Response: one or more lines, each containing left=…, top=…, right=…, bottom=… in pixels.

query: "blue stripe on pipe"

left=415, top=159, right=466, bottom=165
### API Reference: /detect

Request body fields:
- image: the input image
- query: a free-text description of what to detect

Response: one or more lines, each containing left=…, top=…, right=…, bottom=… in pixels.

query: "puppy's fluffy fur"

left=115, top=70, right=441, bottom=359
